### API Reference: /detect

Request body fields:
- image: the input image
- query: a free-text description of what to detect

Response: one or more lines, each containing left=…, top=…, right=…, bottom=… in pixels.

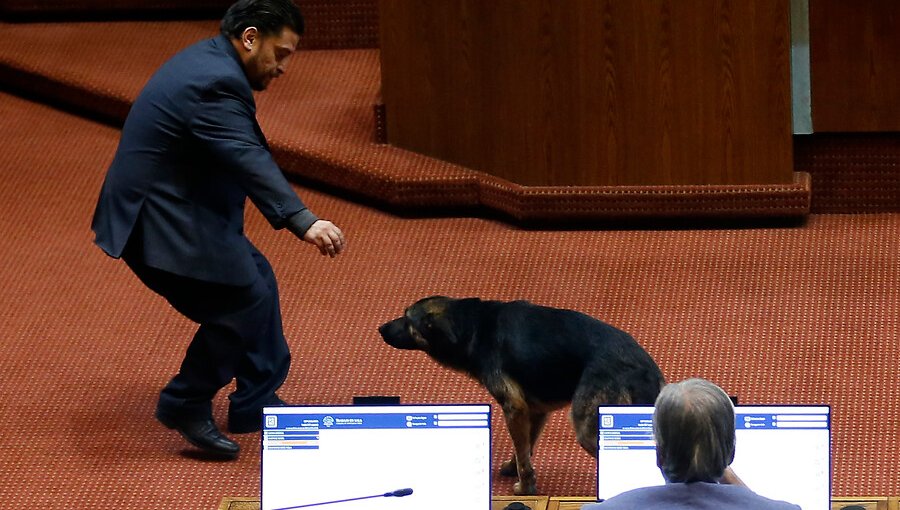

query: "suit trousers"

left=122, top=241, right=290, bottom=428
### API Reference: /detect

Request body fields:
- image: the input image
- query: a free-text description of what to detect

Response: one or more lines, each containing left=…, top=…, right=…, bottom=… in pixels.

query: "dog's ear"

left=425, top=314, right=457, bottom=344
left=417, top=312, right=472, bottom=370
left=413, top=298, right=480, bottom=371
left=414, top=295, right=452, bottom=309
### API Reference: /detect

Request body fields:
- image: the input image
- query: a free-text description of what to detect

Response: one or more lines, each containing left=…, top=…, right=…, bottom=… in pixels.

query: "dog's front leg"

left=495, top=385, right=537, bottom=495
left=501, top=411, right=548, bottom=477
left=502, top=403, right=537, bottom=495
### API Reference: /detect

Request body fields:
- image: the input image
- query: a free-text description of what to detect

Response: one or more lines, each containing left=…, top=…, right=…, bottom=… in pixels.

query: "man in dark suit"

left=91, top=0, right=345, bottom=459
left=581, top=378, right=800, bottom=510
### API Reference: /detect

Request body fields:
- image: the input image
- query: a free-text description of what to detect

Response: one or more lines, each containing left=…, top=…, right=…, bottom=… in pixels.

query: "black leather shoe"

left=157, top=412, right=239, bottom=459
left=228, top=395, right=287, bottom=434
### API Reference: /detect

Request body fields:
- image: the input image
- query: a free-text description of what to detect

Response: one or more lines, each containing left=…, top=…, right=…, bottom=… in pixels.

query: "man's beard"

left=246, top=56, right=270, bottom=91
left=249, top=72, right=270, bottom=91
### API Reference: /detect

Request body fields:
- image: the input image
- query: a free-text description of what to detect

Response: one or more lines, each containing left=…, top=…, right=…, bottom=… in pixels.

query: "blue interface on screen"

left=596, top=405, right=831, bottom=510
left=261, top=404, right=491, bottom=510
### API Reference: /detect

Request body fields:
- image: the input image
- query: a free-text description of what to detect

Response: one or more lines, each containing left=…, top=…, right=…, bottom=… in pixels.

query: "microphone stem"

left=273, top=493, right=382, bottom=510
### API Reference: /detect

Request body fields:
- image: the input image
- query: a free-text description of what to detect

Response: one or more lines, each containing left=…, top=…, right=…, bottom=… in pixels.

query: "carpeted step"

left=0, top=19, right=823, bottom=222
left=0, top=19, right=482, bottom=208
left=0, top=0, right=232, bottom=19
left=0, top=0, right=380, bottom=50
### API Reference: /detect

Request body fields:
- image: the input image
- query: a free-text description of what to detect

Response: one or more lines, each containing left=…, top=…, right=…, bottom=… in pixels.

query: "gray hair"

left=653, top=378, right=736, bottom=482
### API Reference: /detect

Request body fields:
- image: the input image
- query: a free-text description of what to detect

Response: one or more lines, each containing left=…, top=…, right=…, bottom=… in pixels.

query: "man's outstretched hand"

left=302, top=219, right=345, bottom=257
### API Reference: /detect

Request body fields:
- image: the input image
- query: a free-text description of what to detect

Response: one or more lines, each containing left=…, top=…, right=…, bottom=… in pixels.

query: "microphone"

left=273, top=488, right=414, bottom=510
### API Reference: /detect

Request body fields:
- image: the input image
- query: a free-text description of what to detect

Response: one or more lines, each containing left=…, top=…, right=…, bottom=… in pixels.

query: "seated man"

left=583, top=378, right=800, bottom=510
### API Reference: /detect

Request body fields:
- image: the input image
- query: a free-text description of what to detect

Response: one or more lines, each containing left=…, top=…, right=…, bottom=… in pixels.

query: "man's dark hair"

left=220, top=0, right=304, bottom=38
left=653, top=378, right=736, bottom=483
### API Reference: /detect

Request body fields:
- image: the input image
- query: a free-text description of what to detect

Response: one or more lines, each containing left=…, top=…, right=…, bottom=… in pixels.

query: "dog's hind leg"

left=571, top=360, right=664, bottom=457
left=571, top=388, right=630, bottom=457
left=500, top=411, right=548, bottom=478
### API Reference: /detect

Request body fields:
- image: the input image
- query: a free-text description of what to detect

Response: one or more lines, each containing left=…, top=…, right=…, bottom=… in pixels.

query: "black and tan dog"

left=378, top=296, right=665, bottom=495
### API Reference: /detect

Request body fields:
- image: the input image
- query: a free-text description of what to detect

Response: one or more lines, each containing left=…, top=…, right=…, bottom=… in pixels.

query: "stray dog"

left=378, top=296, right=665, bottom=495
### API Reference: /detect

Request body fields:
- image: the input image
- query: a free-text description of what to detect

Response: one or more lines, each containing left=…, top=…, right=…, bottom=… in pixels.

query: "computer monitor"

left=596, top=404, right=831, bottom=510
left=261, top=404, right=492, bottom=510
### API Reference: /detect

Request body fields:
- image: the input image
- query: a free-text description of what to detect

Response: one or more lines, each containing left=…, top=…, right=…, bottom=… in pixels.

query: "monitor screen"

left=261, top=404, right=492, bottom=510
left=596, top=405, right=831, bottom=510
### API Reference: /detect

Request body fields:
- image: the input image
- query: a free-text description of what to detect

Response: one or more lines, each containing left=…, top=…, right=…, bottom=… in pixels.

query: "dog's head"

left=378, top=296, right=480, bottom=370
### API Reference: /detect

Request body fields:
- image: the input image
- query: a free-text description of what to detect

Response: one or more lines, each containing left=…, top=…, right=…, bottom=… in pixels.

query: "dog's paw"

left=513, top=481, right=538, bottom=495
left=499, top=459, right=518, bottom=477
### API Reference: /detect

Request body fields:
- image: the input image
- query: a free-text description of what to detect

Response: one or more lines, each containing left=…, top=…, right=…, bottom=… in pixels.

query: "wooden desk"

left=218, top=495, right=550, bottom=510
left=830, top=497, right=895, bottom=510
left=492, top=495, right=549, bottom=510
left=219, top=495, right=900, bottom=510
left=548, top=496, right=597, bottom=510
left=218, top=498, right=260, bottom=510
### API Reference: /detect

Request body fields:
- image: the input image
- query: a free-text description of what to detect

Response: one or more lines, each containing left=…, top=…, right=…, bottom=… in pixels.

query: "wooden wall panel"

left=810, top=0, right=900, bottom=132
left=380, top=0, right=794, bottom=186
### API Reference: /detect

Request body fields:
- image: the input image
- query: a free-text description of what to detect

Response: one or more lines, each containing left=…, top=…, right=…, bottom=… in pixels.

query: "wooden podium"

left=378, top=0, right=809, bottom=220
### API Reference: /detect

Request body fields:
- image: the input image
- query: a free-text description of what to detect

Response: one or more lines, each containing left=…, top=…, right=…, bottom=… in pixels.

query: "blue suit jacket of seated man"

left=581, top=481, right=802, bottom=510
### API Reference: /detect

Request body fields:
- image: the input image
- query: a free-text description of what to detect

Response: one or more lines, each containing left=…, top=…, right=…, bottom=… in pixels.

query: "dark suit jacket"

left=91, top=34, right=315, bottom=286
left=581, top=481, right=802, bottom=510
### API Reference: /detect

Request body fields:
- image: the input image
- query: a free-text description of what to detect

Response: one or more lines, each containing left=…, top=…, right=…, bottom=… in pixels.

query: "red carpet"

left=0, top=91, right=898, bottom=508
